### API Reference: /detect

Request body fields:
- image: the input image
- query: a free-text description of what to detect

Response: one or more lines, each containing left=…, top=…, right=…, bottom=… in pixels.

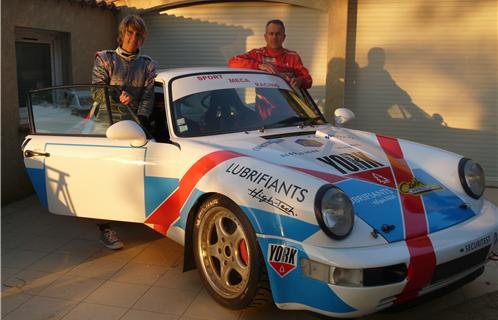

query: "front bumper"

left=261, top=199, right=498, bottom=318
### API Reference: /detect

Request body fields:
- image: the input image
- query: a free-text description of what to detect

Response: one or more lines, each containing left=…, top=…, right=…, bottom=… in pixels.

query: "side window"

left=30, top=86, right=110, bottom=135
left=29, top=85, right=136, bottom=135
left=149, top=83, right=170, bottom=142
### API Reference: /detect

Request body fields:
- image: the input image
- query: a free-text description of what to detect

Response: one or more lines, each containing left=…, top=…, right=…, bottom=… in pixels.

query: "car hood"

left=187, top=125, right=477, bottom=243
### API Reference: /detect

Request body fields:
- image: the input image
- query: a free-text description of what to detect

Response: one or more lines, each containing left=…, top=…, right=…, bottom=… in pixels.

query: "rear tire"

left=193, top=195, right=271, bottom=309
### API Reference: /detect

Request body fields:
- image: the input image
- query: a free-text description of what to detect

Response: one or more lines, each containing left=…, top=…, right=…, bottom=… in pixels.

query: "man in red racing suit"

left=228, top=19, right=312, bottom=90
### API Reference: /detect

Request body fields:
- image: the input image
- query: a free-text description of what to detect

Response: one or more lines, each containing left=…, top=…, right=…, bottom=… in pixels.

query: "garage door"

left=348, top=0, right=497, bottom=185
left=141, top=1, right=328, bottom=110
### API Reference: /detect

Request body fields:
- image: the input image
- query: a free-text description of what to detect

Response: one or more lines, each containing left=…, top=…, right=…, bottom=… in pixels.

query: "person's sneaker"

left=100, top=229, right=124, bottom=250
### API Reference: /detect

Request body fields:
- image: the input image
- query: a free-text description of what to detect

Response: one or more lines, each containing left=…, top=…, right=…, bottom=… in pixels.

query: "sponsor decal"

left=351, top=188, right=396, bottom=206
left=463, top=235, right=491, bottom=253
left=254, top=82, right=280, bottom=88
left=197, top=74, right=223, bottom=81
left=280, top=149, right=319, bottom=158
left=248, top=188, right=296, bottom=216
left=372, top=173, right=391, bottom=185
left=268, top=244, right=298, bottom=277
left=317, top=151, right=384, bottom=174
left=228, top=78, right=250, bottom=83
left=295, top=139, right=323, bottom=147
left=398, top=178, right=443, bottom=195
left=252, top=138, right=285, bottom=151
left=332, top=133, right=358, bottom=140
left=226, top=163, right=309, bottom=202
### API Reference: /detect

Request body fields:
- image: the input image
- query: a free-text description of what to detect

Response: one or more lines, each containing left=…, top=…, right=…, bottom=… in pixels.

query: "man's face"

left=121, top=27, right=145, bottom=53
left=264, top=23, right=285, bottom=50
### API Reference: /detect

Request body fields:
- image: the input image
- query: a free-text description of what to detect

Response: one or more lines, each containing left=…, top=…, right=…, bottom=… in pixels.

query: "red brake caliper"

left=239, top=239, right=249, bottom=266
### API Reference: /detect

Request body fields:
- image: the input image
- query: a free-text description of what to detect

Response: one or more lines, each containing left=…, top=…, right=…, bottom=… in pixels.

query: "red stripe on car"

left=377, top=135, right=436, bottom=304
left=145, top=150, right=243, bottom=233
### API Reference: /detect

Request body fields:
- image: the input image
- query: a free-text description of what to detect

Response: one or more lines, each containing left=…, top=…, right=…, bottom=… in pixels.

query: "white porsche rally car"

left=22, top=68, right=498, bottom=318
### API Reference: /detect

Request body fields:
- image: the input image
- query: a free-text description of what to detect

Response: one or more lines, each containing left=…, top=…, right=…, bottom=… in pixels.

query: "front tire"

left=193, top=195, right=271, bottom=309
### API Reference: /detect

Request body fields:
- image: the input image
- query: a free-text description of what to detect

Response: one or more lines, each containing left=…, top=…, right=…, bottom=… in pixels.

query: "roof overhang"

left=114, top=0, right=329, bottom=13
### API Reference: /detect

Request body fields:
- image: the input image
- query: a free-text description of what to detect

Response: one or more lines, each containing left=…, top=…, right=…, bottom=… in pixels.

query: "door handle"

left=24, top=150, right=50, bottom=158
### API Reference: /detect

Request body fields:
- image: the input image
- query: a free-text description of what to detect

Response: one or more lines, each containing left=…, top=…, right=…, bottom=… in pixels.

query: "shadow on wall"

left=351, top=47, right=449, bottom=132
left=328, top=47, right=497, bottom=183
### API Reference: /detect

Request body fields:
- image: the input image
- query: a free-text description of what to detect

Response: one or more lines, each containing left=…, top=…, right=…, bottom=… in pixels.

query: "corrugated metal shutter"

left=347, top=0, right=497, bottom=185
left=141, top=1, right=328, bottom=110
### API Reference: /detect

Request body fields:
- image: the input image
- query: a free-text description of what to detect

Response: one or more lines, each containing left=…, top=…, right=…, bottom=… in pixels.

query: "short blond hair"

left=117, top=15, right=147, bottom=45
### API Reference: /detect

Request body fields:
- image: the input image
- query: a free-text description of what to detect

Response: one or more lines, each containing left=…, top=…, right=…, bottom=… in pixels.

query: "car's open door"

left=21, top=85, right=178, bottom=223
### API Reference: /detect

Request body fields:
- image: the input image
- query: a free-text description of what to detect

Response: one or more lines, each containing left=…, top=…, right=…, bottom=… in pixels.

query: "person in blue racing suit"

left=91, top=14, right=157, bottom=249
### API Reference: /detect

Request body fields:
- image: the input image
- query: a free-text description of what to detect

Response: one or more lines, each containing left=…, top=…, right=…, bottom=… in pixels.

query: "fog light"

left=331, top=267, right=363, bottom=287
left=301, top=258, right=330, bottom=282
left=302, top=258, right=363, bottom=286
left=302, top=258, right=406, bottom=287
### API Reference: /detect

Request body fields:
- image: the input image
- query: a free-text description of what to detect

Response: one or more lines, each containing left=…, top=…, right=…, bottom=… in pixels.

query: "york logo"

left=317, top=151, right=384, bottom=174
left=268, top=244, right=298, bottom=277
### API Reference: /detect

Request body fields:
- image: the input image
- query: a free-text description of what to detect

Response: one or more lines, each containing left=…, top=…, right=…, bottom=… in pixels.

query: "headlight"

left=314, top=185, right=354, bottom=239
left=458, top=158, right=485, bottom=199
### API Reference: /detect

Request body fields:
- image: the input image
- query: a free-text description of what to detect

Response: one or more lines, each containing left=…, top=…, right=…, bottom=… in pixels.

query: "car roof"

left=155, top=67, right=268, bottom=83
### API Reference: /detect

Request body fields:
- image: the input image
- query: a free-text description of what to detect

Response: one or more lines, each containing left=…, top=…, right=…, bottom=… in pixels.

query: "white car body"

left=22, top=68, right=498, bottom=318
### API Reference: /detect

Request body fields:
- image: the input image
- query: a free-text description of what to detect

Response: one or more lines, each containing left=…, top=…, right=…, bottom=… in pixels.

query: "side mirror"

left=334, top=108, right=355, bottom=126
left=106, top=120, right=147, bottom=147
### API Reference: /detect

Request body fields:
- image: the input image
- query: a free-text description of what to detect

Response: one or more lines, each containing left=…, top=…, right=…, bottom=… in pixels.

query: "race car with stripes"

left=22, top=68, right=498, bottom=318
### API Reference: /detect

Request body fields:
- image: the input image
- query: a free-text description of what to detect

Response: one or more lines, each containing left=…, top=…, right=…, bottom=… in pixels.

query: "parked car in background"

left=22, top=68, right=498, bottom=318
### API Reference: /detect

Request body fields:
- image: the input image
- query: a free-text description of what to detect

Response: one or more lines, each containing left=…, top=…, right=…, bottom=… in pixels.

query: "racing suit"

left=92, top=46, right=157, bottom=117
left=228, top=46, right=312, bottom=89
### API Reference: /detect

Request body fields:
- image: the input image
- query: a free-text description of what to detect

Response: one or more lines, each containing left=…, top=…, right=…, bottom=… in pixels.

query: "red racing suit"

left=228, top=46, right=312, bottom=89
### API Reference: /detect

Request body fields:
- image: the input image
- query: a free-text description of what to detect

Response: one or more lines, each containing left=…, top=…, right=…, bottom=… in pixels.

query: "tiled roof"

left=70, top=0, right=118, bottom=10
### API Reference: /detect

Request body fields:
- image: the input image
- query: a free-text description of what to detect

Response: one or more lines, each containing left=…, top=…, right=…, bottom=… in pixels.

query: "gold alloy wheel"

left=197, top=206, right=251, bottom=299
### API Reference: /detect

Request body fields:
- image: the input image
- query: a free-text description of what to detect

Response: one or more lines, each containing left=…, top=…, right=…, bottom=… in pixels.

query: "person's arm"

left=291, top=54, right=313, bottom=89
left=228, top=49, right=261, bottom=70
left=137, top=60, right=157, bottom=118
left=92, top=53, right=110, bottom=85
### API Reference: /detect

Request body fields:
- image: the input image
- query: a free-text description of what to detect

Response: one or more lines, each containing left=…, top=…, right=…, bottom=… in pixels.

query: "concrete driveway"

left=1, top=189, right=497, bottom=320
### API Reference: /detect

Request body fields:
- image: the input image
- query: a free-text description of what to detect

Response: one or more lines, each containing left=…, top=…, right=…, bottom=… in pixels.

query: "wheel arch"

left=183, top=191, right=217, bottom=271
left=182, top=191, right=268, bottom=272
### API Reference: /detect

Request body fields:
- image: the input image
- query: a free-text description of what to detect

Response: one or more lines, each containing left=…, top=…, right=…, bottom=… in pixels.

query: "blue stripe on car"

left=335, top=179, right=404, bottom=242
left=241, top=206, right=320, bottom=242
left=174, top=188, right=205, bottom=229
left=413, top=169, right=476, bottom=233
left=26, top=167, right=48, bottom=208
left=144, top=176, right=179, bottom=217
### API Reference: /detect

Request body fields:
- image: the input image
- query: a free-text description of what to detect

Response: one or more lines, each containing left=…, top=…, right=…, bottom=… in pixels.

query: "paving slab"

left=1, top=192, right=497, bottom=320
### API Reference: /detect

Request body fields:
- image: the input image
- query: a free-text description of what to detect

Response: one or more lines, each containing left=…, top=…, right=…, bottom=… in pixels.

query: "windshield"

left=170, top=73, right=324, bottom=137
